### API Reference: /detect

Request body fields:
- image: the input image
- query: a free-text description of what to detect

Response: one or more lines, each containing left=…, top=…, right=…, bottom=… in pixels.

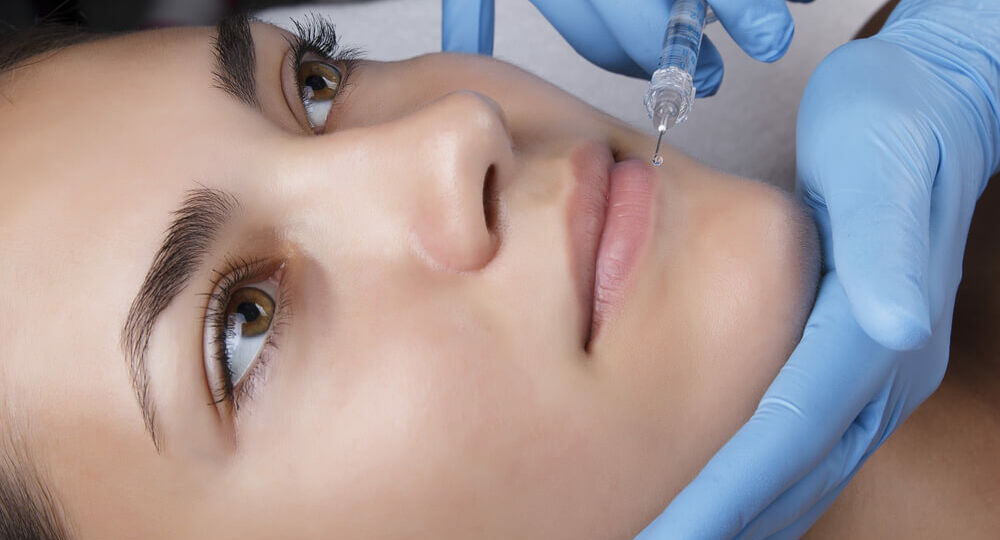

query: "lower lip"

left=591, top=159, right=657, bottom=342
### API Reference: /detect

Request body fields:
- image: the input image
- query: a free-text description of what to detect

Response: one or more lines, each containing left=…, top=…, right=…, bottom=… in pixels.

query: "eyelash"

left=286, top=16, right=365, bottom=132
left=204, top=255, right=290, bottom=410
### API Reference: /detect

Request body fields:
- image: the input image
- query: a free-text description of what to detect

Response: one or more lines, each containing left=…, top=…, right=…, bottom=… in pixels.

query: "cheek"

left=221, top=301, right=546, bottom=534
left=225, top=296, right=654, bottom=538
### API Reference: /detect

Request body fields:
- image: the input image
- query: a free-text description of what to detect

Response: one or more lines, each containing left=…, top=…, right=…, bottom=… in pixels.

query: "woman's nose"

left=274, top=90, right=514, bottom=272
left=397, top=90, right=513, bottom=271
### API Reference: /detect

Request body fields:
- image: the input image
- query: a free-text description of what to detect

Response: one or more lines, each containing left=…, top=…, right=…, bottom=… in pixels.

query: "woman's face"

left=0, top=18, right=817, bottom=539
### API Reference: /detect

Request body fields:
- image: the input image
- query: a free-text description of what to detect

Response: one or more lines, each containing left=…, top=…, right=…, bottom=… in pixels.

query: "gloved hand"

left=637, top=0, right=1000, bottom=538
left=442, top=0, right=808, bottom=97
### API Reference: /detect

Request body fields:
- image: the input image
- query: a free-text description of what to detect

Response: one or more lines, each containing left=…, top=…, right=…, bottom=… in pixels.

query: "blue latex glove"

left=442, top=0, right=806, bottom=97
left=637, top=0, right=1000, bottom=538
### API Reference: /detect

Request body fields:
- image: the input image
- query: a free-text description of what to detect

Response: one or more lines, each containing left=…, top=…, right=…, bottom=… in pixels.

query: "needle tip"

left=651, top=129, right=665, bottom=167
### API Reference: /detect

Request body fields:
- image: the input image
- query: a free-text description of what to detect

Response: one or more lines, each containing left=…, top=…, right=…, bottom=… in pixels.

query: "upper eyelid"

left=278, top=20, right=365, bottom=134
left=201, top=255, right=267, bottom=405
left=231, top=278, right=292, bottom=409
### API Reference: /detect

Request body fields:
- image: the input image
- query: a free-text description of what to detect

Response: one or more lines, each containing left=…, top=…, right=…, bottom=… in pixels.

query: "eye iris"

left=226, top=287, right=274, bottom=337
left=298, top=60, right=341, bottom=101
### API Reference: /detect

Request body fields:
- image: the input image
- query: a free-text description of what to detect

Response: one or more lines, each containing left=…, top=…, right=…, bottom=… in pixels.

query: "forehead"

left=1, top=27, right=225, bottom=184
left=0, top=24, right=296, bottom=228
left=1, top=29, right=232, bottom=288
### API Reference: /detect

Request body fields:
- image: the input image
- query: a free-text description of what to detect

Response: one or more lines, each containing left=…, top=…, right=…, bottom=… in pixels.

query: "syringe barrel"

left=644, top=0, right=708, bottom=130
left=655, top=0, right=708, bottom=79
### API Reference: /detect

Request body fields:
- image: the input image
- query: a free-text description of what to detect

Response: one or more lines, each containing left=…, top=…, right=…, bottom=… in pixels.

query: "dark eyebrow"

left=121, top=188, right=239, bottom=451
left=211, top=14, right=259, bottom=108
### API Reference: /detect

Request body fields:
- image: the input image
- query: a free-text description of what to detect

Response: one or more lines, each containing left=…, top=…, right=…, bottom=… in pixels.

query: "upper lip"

left=566, top=140, right=615, bottom=349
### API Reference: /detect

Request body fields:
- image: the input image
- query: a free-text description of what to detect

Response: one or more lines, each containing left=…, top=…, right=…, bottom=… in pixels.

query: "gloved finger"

left=693, top=36, right=724, bottom=97
left=441, top=0, right=495, bottom=54
left=591, top=3, right=725, bottom=85
left=796, top=40, right=937, bottom=350
left=634, top=274, right=894, bottom=540
left=735, top=384, right=891, bottom=538
left=584, top=0, right=676, bottom=78
left=528, top=0, right=646, bottom=78
left=747, top=277, right=957, bottom=540
left=760, top=363, right=936, bottom=540
left=708, top=0, right=795, bottom=62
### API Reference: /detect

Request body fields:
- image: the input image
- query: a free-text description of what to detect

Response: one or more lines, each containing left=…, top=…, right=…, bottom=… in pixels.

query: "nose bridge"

left=271, top=90, right=514, bottom=273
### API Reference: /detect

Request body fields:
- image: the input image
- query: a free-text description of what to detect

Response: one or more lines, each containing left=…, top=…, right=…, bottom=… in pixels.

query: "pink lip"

left=568, top=142, right=656, bottom=348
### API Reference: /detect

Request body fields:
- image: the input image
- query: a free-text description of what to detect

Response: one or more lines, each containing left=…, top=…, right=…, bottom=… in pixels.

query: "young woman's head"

left=0, top=16, right=819, bottom=538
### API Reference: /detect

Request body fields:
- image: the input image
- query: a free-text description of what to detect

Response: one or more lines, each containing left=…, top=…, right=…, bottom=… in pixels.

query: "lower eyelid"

left=230, top=279, right=290, bottom=413
left=304, top=95, right=335, bottom=133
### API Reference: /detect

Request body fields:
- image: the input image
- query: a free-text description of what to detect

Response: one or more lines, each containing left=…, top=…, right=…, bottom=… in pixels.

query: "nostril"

left=610, top=143, right=625, bottom=164
left=483, top=164, right=500, bottom=233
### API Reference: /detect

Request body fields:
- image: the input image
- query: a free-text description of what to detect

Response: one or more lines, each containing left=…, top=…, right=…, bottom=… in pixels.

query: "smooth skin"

left=0, top=21, right=817, bottom=539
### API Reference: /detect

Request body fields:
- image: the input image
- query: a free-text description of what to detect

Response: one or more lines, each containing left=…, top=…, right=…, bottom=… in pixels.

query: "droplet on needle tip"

left=651, top=154, right=663, bottom=167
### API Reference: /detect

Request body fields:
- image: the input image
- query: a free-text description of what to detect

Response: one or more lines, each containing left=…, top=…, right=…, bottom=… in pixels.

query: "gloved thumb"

left=821, top=187, right=932, bottom=350
left=796, top=42, right=937, bottom=350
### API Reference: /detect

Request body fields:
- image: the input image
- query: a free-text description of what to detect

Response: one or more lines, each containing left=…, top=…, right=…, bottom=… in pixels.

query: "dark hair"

left=1, top=426, right=70, bottom=540
left=0, top=22, right=105, bottom=74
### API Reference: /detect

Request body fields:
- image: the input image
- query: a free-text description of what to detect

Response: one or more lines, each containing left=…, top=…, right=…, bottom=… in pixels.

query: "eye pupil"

left=237, top=301, right=261, bottom=323
left=225, top=287, right=274, bottom=338
left=305, top=74, right=327, bottom=91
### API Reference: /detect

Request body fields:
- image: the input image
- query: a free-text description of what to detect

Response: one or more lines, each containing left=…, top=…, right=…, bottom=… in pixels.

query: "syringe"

left=643, top=0, right=711, bottom=167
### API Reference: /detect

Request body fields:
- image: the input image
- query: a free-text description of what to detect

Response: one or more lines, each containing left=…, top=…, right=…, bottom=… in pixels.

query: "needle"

left=651, top=126, right=665, bottom=167
left=643, top=0, right=712, bottom=168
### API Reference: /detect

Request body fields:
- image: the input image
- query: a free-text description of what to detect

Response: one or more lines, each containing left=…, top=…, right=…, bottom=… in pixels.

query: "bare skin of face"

left=0, top=20, right=822, bottom=539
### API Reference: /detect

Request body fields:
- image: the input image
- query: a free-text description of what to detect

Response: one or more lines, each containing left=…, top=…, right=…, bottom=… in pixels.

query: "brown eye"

left=298, top=60, right=342, bottom=100
left=297, top=60, right=343, bottom=131
left=204, top=266, right=284, bottom=398
left=225, top=287, right=275, bottom=337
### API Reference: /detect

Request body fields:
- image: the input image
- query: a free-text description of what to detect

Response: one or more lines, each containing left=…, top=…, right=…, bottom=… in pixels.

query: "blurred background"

left=0, top=0, right=882, bottom=189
